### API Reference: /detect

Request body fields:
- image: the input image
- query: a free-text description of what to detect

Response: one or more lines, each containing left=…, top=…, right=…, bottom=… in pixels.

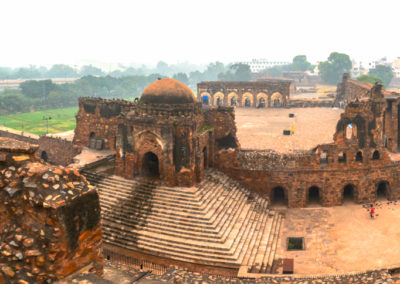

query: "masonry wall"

left=73, top=97, right=135, bottom=150
left=38, top=136, right=82, bottom=166
left=197, top=81, right=292, bottom=108
left=0, top=138, right=103, bottom=283
left=0, top=130, right=39, bottom=144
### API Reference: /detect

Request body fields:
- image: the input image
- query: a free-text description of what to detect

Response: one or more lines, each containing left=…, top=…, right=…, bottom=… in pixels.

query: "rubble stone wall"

left=0, top=138, right=103, bottom=283
left=38, top=136, right=82, bottom=166
left=0, top=130, right=39, bottom=145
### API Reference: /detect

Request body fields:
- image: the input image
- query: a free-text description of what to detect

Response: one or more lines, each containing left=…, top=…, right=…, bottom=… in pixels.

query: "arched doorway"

left=308, top=186, right=320, bottom=206
left=203, top=147, right=207, bottom=169
left=142, top=152, right=160, bottom=178
left=230, top=97, right=237, bottom=106
left=376, top=181, right=389, bottom=200
left=343, top=184, right=355, bottom=203
left=245, top=98, right=251, bottom=107
left=216, top=97, right=222, bottom=106
left=259, top=97, right=266, bottom=108
left=40, top=151, right=48, bottom=162
left=272, top=186, right=286, bottom=206
left=202, top=96, right=209, bottom=105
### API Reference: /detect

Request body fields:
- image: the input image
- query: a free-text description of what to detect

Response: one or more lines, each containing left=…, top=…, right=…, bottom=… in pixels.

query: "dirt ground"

left=235, top=107, right=344, bottom=152
left=277, top=198, right=400, bottom=274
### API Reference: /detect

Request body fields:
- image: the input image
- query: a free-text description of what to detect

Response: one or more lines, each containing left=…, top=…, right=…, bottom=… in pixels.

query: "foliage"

left=172, top=73, right=189, bottom=85
left=368, top=65, right=394, bottom=87
left=218, top=63, right=252, bottom=81
left=80, top=65, right=105, bottom=77
left=356, top=74, right=384, bottom=85
left=20, top=80, right=55, bottom=99
left=291, top=55, right=314, bottom=71
left=319, top=52, right=352, bottom=84
left=46, top=64, right=79, bottom=78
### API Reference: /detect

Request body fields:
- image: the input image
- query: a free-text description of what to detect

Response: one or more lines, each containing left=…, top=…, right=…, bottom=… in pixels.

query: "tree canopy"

left=319, top=52, right=352, bottom=84
left=368, top=65, right=394, bottom=87
left=291, top=55, right=314, bottom=71
left=356, top=74, right=384, bottom=85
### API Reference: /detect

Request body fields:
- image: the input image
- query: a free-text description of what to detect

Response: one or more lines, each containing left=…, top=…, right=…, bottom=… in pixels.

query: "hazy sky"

left=1, top=0, right=399, bottom=68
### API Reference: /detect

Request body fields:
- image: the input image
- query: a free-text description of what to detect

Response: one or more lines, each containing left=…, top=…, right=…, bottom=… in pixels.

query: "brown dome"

left=140, top=78, right=196, bottom=104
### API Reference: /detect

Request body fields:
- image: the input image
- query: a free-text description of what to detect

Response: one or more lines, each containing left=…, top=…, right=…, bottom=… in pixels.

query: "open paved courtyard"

left=235, top=107, right=344, bottom=152
left=276, top=199, right=400, bottom=274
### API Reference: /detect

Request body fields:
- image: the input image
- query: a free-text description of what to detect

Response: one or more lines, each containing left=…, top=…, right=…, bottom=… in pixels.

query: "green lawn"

left=0, top=107, right=78, bottom=135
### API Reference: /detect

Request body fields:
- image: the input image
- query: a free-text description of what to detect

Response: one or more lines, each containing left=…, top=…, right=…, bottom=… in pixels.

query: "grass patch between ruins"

left=0, top=106, right=78, bottom=135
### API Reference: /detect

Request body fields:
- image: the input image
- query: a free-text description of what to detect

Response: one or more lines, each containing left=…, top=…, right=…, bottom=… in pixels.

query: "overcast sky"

left=1, top=0, right=399, bottom=68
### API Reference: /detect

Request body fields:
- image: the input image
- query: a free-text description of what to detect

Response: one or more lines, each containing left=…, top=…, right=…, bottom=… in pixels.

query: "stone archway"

left=142, top=152, right=160, bottom=178
left=271, top=186, right=287, bottom=206
left=271, top=92, right=283, bottom=107
left=242, top=92, right=254, bottom=107
left=227, top=92, right=239, bottom=107
left=200, top=92, right=211, bottom=105
left=213, top=92, right=224, bottom=106
left=342, top=184, right=357, bottom=204
left=308, top=186, right=321, bottom=206
left=376, top=181, right=390, bottom=201
left=256, top=92, right=268, bottom=108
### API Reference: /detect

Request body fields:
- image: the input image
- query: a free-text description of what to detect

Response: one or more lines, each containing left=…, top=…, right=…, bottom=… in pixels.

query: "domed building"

left=74, top=78, right=239, bottom=186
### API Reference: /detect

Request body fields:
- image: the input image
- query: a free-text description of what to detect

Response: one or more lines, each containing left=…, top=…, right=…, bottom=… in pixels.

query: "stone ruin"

left=0, top=137, right=103, bottom=283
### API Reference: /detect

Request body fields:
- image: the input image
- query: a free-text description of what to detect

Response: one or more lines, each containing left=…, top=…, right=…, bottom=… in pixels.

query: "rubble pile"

left=0, top=138, right=103, bottom=283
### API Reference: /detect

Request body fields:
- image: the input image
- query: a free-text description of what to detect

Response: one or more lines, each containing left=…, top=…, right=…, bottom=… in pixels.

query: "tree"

left=356, top=74, right=384, bottom=85
left=80, top=65, right=105, bottom=77
left=368, top=65, right=394, bottom=87
left=46, top=64, right=78, bottom=78
left=20, top=80, right=55, bottom=99
left=13, top=66, right=41, bottom=79
left=230, top=63, right=252, bottom=81
left=319, top=52, right=352, bottom=84
left=172, top=73, right=189, bottom=85
left=203, top=62, right=227, bottom=81
left=291, top=55, right=313, bottom=71
left=156, top=61, right=170, bottom=75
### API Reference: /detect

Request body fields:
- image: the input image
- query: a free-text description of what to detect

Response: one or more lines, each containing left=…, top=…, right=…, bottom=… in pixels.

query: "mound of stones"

left=0, top=138, right=103, bottom=283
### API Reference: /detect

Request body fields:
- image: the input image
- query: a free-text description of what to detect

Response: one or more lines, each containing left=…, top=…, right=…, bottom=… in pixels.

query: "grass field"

left=0, top=107, right=78, bottom=135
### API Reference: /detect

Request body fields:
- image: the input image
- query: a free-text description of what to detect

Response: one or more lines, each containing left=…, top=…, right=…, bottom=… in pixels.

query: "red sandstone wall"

left=38, top=136, right=82, bottom=166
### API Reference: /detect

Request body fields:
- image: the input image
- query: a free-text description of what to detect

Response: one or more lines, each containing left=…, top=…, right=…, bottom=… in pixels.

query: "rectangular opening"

left=287, top=237, right=304, bottom=250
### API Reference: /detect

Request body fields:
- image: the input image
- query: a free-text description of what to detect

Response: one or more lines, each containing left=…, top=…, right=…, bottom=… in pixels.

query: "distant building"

left=392, top=57, right=400, bottom=78
left=237, top=58, right=290, bottom=73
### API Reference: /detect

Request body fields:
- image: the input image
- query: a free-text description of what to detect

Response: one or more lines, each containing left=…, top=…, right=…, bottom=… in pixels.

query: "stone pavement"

left=278, top=200, right=400, bottom=274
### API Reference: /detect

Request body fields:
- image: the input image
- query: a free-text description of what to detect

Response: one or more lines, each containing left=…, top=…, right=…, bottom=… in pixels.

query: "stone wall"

left=73, top=97, right=135, bottom=150
left=38, top=136, right=82, bottom=166
left=197, top=80, right=292, bottom=108
left=0, top=138, right=103, bottom=283
left=0, top=129, right=39, bottom=145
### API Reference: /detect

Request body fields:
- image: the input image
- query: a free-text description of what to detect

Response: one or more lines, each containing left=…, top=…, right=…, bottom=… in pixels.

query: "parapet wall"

left=38, top=136, right=82, bottom=166
left=0, top=129, right=39, bottom=145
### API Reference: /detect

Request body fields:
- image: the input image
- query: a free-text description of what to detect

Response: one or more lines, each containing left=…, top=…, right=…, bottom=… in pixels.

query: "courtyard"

left=235, top=107, right=344, bottom=152
left=276, top=200, right=400, bottom=274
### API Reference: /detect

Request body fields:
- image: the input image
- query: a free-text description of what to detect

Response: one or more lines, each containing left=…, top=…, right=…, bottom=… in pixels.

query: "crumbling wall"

left=38, top=136, right=82, bottom=166
left=73, top=97, right=136, bottom=150
left=0, top=138, right=103, bottom=283
left=0, top=130, right=39, bottom=145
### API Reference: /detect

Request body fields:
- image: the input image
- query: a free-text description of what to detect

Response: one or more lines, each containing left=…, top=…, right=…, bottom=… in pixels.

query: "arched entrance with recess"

left=40, top=151, right=48, bottom=162
left=200, top=92, right=211, bottom=105
left=203, top=147, right=208, bottom=169
left=271, top=92, right=283, bottom=107
left=227, top=92, right=239, bottom=106
left=307, top=186, right=321, bottom=206
left=271, top=186, right=287, bottom=206
left=213, top=92, right=224, bottom=106
left=376, top=181, right=390, bottom=200
left=242, top=92, right=254, bottom=107
left=141, top=152, right=160, bottom=178
left=342, top=184, right=356, bottom=203
left=257, top=92, right=268, bottom=108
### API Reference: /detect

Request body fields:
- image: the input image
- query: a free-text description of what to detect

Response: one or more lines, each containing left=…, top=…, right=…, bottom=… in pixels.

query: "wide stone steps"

left=84, top=169, right=281, bottom=269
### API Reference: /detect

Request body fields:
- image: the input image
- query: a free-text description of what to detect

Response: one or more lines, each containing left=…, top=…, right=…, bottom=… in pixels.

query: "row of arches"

left=322, top=149, right=381, bottom=165
left=272, top=181, right=390, bottom=207
left=200, top=92, right=284, bottom=107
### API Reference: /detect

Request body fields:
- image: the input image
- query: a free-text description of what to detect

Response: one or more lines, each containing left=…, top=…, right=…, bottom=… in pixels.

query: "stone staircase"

left=82, top=169, right=284, bottom=273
